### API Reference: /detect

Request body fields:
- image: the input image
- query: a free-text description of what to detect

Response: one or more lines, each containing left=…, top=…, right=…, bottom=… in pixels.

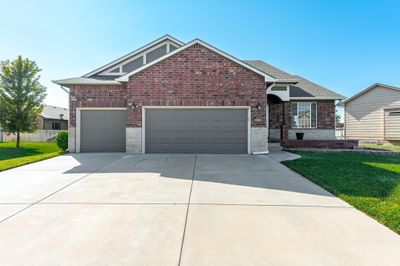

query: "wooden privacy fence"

left=1, top=130, right=59, bottom=142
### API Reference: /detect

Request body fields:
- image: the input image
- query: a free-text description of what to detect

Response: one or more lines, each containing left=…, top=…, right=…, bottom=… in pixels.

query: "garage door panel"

left=145, top=109, right=248, bottom=154
left=147, top=143, right=246, bottom=154
left=81, top=110, right=127, bottom=152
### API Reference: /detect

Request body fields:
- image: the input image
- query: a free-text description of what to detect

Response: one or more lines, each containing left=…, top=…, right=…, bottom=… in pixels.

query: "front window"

left=291, top=102, right=317, bottom=128
left=52, top=122, right=61, bottom=130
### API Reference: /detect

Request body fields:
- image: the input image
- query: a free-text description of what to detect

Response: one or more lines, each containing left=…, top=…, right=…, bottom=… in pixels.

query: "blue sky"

left=1, top=0, right=399, bottom=109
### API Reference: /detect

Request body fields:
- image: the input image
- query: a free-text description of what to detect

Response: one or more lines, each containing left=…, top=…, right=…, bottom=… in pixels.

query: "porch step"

left=268, top=143, right=282, bottom=153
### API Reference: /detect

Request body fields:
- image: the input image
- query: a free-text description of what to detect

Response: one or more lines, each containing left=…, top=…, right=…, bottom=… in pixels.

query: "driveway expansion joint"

left=178, top=154, right=197, bottom=266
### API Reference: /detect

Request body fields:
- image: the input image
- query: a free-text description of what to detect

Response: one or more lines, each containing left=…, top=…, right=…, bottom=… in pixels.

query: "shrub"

left=56, top=131, right=68, bottom=151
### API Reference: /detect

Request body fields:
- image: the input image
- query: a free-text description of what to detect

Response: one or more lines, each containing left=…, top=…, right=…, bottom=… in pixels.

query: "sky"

left=1, top=0, right=399, bottom=110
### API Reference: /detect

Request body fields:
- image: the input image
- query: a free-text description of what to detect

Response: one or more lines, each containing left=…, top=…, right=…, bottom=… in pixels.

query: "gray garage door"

left=145, top=109, right=248, bottom=154
left=81, top=110, right=127, bottom=152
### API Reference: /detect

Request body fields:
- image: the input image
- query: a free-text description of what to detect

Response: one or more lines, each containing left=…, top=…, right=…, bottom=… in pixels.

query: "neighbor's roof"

left=245, top=60, right=344, bottom=100
left=41, top=105, right=69, bottom=120
left=339, top=83, right=400, bottom=106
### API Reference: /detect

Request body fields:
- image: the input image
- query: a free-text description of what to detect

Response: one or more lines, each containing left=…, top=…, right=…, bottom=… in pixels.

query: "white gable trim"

left=116, top=39, right=276, bottom=82
left=98, top=40, right=177, bottom=76
left=339, top=83, right=400, bottom=106
left=83, top=35, right=184, bottom=78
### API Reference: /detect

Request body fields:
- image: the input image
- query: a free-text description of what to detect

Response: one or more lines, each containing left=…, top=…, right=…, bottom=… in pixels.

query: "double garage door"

left=80, top=109, right=248, bottom=153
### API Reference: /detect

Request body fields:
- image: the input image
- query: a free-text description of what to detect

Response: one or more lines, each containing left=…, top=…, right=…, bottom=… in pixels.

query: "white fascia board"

left=290, top=96, right=343, bottom=100
left=117, top=39, right=276, bottom=82
left=52, top=78, right=121, bottom=86
left=83, top=35, right=184, bottom=78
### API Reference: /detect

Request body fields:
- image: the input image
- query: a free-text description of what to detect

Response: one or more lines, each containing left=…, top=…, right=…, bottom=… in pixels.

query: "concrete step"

left=268, top=143, right=282, bottom=152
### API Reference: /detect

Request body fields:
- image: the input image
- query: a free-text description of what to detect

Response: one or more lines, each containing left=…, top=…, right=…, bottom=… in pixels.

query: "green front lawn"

left=0, top=142, right=63, bottom=171
left=283, top=152, right=400, bottom=234
left=361, top=144, right=400, bottom=152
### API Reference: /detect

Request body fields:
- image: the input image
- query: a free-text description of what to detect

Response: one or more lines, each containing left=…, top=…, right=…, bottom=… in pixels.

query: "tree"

left=0, top=56, right=46, bottom=148
left=336, top=109, right=342, bottom=124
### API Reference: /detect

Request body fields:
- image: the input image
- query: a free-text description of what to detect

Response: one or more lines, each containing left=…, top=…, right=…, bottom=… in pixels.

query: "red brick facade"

left=126, top=44, right=266, bottom=127
left=69, top=84, right=127, bottom=126
left=268, top=100, right=336, bottom=131
left=281, top=139, right=358, bottom=149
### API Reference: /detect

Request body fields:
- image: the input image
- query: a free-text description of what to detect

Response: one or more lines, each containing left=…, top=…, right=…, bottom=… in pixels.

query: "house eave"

left=52, top=78, right=122, bottom=86
left=290, top=96, right=343, bottom=101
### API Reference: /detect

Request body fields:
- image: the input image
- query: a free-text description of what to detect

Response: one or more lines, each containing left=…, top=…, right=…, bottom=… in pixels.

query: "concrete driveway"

left=0, top=153, right=399, bottom=265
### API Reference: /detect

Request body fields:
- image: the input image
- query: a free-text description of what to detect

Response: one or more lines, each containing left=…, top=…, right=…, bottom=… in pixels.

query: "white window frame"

left=291, top=102, right=318, bottom=129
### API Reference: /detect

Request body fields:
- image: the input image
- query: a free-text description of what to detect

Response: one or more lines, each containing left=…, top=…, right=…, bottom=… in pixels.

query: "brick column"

left=282, top=102, right=291, bottom=140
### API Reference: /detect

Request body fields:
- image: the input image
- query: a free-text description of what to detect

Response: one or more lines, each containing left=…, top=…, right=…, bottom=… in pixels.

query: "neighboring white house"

left=340, top=83, right=400, bottom=142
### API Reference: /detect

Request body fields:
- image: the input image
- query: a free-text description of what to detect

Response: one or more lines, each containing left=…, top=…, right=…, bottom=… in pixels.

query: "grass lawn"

left=0, top=142, right=63, bottom=171
left=282, top=152, right=400, bottom=234
left=361, top=144, right=400, bottom=152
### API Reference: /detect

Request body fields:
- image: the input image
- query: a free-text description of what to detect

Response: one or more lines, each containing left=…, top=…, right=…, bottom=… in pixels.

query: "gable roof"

left=116, top=39, right=278, bottom=82
left=41, top=105, right=69, bottom=120
left=52, top=35, right=343, bottom=100
left=339, top=83, right=400, bottom=106
left=83, top=35, right=184, bottom=78
left=245, top=60, right=344, bottom=100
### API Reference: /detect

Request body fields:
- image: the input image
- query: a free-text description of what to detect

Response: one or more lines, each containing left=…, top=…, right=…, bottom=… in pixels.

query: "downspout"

left=60, top=86, right=69, bottom=94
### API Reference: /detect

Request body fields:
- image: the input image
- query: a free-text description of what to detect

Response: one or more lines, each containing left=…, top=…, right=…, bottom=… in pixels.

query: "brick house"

left=54, top=35, right=343, bottom=154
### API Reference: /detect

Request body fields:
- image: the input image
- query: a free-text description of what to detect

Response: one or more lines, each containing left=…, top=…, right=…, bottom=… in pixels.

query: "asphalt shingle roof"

left=243, top=60, right=293, bottom=79
left=244, top=60, right=343, bottom=99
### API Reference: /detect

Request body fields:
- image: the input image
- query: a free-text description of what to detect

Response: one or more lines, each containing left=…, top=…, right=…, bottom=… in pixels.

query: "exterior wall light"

left=256, top=103, right=262, bottom=110
left=128, top=102, right=137, bottom=110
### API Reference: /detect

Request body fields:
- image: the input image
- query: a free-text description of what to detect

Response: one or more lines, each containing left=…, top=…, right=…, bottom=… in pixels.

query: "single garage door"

left=145, top=109, right=248, bottom=154
left=80, top=110, right=127, bottom=152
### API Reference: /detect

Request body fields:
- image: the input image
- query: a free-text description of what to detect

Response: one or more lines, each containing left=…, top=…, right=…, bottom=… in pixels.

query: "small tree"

left=336, top=110, right=341, bottom=122
left=335, top=109, right=344, bottom=129
left=0, top=56, right=46, bottom=148
left=56, top=131, right=68, bottom=151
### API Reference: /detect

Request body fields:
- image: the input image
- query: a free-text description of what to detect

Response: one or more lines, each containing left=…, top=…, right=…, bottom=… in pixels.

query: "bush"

left=56, top=131, right=68, bottom=151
